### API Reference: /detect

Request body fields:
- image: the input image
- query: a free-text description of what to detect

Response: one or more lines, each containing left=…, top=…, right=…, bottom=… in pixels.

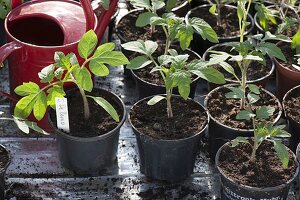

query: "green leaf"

left=191, top=67, right=225, bottom=84
left=38, top=64, right=55, bottom=83
left=14, top=95, right=36, bottom=119
left=147, top=95, right=165, bottom=105
left=14, top=82, right=40, bottom=96
left=93, top=43, right=115, bottom=56
left=121, top=40, right=158, bottom=56
left=87, top=96, right=120, bottom=122
left=136, top=12, right=157, bottom=27
left=33, top=92, right=47, bottom=121
left=292, top=29, right=300, bottom=55
left=225, top=87, right=244, bottom=99
left=47, top=86, right=66, bottom=109
left=91, top=51, right=129, bottom=67
left=236, top=110, right=255, bottom=120
left=256, top=106, right=275, bottom=119
left=90, top=63, right=109, bottom=76
left=219, top=62, right=237, bottom=78
left=247, top=93, right=260, bottom=104
left=129, top=0, right=151, bottom=9
left=209, top=4, right=216, bottom=15
left=150, top=16, right=167, bottom=26
left=292, top=64, right=300, bottom=71
left=256, top=42, right=286, bottom=62
left=127, top=56, right=152, bottom=70
left=189, top=17, right=218, bottom=43
left=166, top=0, right=176, bottom=11
left=74, top=68, right=93, bottom=92
left=248, top=84, right=260, bottom=94
left=230, top=137, right=249, bottom=147
left=13, top=116, right=49, bottom=135
left=170, top=71, right=191, bottom=99
left=152, top=0, right=165, bottom=10
left=99, top=0, right=110, bottom=10
left=177, top=24, right=194, bottom=50
left=78, top=30, right=98, bottom=59
left=273, top=141, right=289, bottom=168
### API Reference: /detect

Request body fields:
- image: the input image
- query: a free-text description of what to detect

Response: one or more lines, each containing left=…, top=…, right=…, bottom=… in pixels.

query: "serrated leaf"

left=136, top=12, right=157, bottom=27
left=127, top=56, right=152, bottom=70
left=91, top=51, right=129, bottom=67
left=87, top=96, right=120, bottom=122
left=189, top=17, right=218, bottom=43
left=90, top=63, right=109, bottom=76
left=248, top=84, right=260, bottom=94
left=93, top=42, right=116, bottom=57
left=78, top=30, right=98, bottom=59
left=236, top=110, right=255, bottom=120
left=33, top=92, right=47, bottom=121
left=121, top=40, right=158, bottom=56
left=247, top=93, right=260, bottom=104
left=147, top=95, right=165, bottom=105
left=14, top=82, right=40, bottom=96
left=152, top=0, right=165, bottom=10
left=273, top=141, right=289, bottom=168
left=256, top=106, right=275, bottom=119
left=129, top=0, right=151, bottom=9
left=256, top=42, right=286, bottom=62
left=74, top=68, right=93, bottom=92
left=191, top=67, right=225, bottom=84
left=166, top=0, right=176, bottom=11
left=177, top=24, right=194, bottom=50
left=225, top=87, right=244, bottom=99
left=47, top=86, right=66, bottom=109
left=14, top=95, right=36, bottom=119
left=13, top=116, right=49, bottom=135
left=231, top=137, right=250, bottom=147
left=38, top=64, right=55, bottom=83
left=219, top=62, right=236, bottom=77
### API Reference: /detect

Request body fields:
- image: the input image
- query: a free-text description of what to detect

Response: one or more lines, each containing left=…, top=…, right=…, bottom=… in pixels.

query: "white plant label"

left=55, top=97, right=70, bottom=133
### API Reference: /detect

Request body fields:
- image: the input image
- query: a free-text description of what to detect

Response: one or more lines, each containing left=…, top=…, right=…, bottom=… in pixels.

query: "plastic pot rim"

left=204, top=83, right=283, bottom=132
left=128, top=94, right=209, bottom=142
left=49, top=88, right=126, bottom=142
left=185, top=4, right=254, bottom=41
left=203, top=43, right=275, bottom=84
left=215, top=141, right=300, bottom=192
left=282, top=84, right=300, bottom=122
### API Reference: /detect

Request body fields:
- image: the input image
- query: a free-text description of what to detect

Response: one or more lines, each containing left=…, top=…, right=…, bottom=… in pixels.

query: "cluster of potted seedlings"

left=1, top=0, right=300, bottom=199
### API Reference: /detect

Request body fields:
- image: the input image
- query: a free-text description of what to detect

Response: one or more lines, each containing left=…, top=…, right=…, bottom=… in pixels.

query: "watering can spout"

left=81, top=0, right=118, bottom=41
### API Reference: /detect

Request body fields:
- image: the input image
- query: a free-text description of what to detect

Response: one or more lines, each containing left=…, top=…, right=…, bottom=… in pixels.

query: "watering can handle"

left=0, top=41, right=23, bottom=102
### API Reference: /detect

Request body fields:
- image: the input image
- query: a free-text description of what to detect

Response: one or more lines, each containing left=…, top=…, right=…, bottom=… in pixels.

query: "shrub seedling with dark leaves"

left=13, top=30, right=129, bottom=124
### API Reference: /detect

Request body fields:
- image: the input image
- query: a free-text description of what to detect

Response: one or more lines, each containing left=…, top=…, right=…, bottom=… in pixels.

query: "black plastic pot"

left=0, top=144, right=10, bottom=199
left=203, top=43, right=275, bottom=91
left=185, top=4, right=254, bottom=56
left=0, top=19, right=5, bottom=45
left=204, top=84, right=282, bottom=158
left=283, top=85, right=300, bottom=152
left=216, top=142, right=299, bottom=200
left=50, top=88, right=126, bottom=174
left=129, top=95, right=209, bottom=181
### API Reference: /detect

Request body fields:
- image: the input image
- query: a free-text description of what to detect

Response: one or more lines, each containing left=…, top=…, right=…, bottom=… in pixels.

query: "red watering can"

left=0, top=0, right=118, bottom=132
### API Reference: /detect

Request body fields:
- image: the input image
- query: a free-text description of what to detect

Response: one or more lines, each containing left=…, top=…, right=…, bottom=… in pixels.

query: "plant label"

left=55, top=97, right=70, bottom=133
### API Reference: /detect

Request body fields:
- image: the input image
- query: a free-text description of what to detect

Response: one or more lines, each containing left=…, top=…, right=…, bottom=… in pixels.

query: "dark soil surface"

left=257, top=9, right=299, bottom=37
left=133, top=46, right=200, bottom=85
left=0, top=146, right=9, bottom=171
left=218, top=140, right=297, bottom=187
left=206, top=86, right=280, bottom=129
left=278, top=42, right=300, bottom=72
left=116, top=10, right=166, bottom=42
left=284, top=86, right=300, bottom=123
left=205, top=45, right=273, bottom=82
left=189, top=6, right=250, bottom=38
left=130, top=96, right=207, bottom=140
left=50, top=88, right=123, bottom=138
